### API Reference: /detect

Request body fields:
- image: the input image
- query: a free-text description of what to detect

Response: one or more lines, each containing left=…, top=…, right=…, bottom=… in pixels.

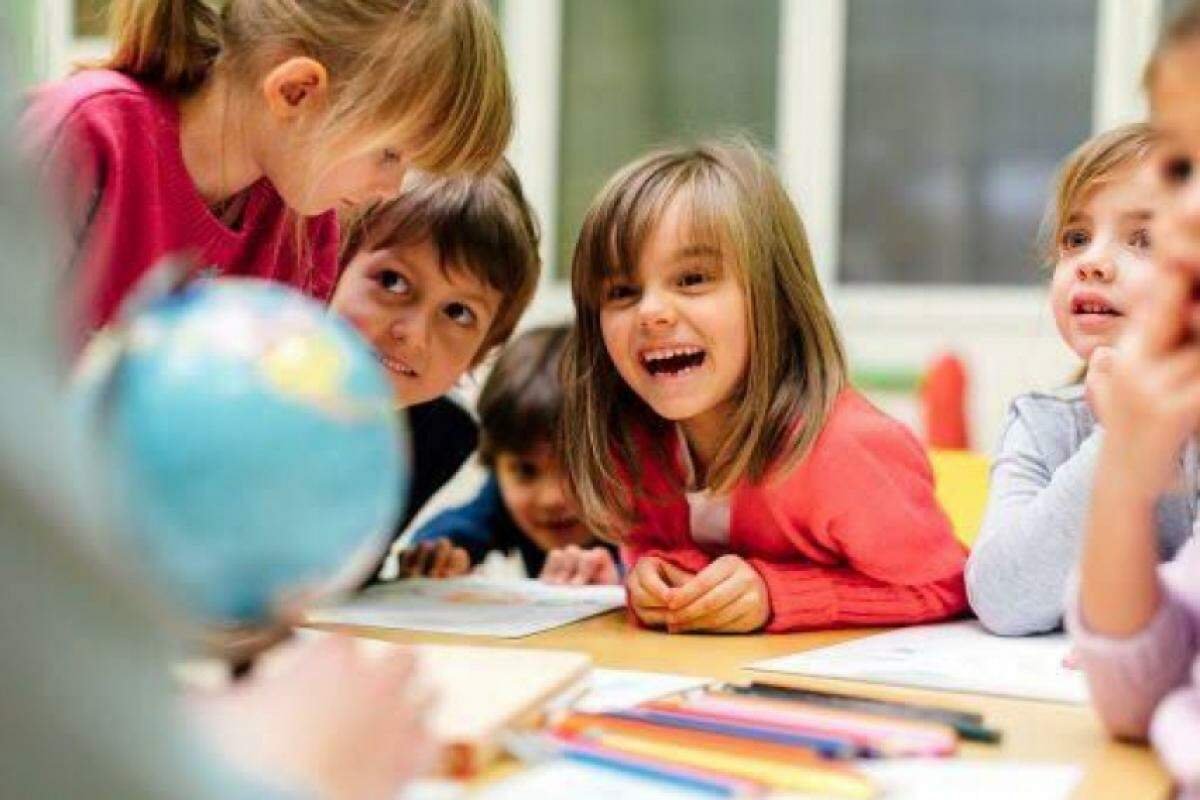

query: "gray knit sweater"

left=965, top=384, right=1196, bottom=635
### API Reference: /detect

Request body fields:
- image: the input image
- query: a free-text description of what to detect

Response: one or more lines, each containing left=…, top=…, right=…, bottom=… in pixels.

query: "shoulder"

left=998, top=385, right=1094, bottom=460
left=810, top=389, right=926, bottom=462
left=24, top=71, right=163, bottom=142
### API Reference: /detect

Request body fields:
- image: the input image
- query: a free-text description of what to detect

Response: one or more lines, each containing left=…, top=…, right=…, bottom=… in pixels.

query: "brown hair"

left=339, top=158, right=540, bottom=364
left=98, top=0, right=513, bottom=177
left=562, top=138, right=847, bottom=536
left=1146, top=1, right=1200, bottom=90
left=476, top=325, right=570, bottom=466
left=1040, top=123, right=1158, bottom=266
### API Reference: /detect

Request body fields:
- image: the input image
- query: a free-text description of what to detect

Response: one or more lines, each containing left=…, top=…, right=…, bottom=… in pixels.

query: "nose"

left=637, top=287, right=676, bottom=332
left=1074, top=257, right=1114, bottom=283
left=389, top=306, right=429, bottom=360
left=534, top=477, right=567, bottom=512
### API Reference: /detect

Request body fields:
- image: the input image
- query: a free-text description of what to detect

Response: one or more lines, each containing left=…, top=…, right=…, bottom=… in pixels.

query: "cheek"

left=497, top=479, right=535, bottom=521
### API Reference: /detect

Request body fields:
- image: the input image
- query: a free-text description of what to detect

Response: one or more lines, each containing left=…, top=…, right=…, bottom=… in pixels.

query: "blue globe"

left=75, top=277, right=405, bottom=625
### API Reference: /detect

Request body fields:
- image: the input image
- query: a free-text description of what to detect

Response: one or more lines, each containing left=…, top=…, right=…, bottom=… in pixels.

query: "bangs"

left=575, top=158, right=735, bottom=311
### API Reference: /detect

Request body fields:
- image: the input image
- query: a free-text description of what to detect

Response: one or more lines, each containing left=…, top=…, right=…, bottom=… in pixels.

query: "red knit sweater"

left=621, top=389, right=968, bottom=632
left=21, top=70, right=339, bottom=349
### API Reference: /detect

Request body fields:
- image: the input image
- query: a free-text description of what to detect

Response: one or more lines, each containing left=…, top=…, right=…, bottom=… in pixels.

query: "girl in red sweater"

left=562, top=139, right=968, bottom=634
left=22, top=0, right=511, bottom=350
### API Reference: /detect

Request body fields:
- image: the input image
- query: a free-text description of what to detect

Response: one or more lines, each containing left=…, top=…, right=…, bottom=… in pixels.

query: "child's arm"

left=965, top=391, right=1104, bottom=635
left=1072, top=266, right=1200, bottom=738
left=743, top=420, right=969, bottom=633
left=401, top=475, right=507, bottom=575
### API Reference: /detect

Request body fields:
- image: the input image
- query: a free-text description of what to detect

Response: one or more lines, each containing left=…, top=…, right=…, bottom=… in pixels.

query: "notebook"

left=353, top=638, right=593, bottom=777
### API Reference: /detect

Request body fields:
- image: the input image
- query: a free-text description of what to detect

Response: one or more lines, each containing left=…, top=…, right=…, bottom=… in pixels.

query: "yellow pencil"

left=578, top=729, right=877, bottom=799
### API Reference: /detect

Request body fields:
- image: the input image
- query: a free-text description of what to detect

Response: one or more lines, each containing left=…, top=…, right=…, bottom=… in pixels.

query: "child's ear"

left=262, top=57, right=329, bottom=122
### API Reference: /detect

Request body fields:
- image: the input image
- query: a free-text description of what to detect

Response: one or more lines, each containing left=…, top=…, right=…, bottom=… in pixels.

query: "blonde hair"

left=1145, top=0, right=1200, bottom=91
left=562, top=138, right=847, bottom=536
left=339, top=158, right=540, bottom=365
left=98, top=0, right=512, bottom=177
left=1040, top=123, right=1157, bottom=265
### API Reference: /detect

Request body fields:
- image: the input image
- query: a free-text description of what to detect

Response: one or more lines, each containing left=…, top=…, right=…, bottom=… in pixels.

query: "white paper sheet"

left=748, top=620, right=1088, bottom=704
left=306, top=577, right=626, bottom=638
left=470, top=760, right=715, bottom=800
left=571, top=669, right=712, bottom=713
left=861, top=759, right=1083, bottom=800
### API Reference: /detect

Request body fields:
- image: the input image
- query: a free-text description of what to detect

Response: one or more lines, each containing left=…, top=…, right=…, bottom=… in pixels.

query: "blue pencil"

left=609, top=707, right=862, bottom=759
left=558, top=740, right=757, bottom=797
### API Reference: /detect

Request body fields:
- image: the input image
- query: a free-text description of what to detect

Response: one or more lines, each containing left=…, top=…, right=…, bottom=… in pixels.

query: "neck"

left=680, top=401, right=734, bottom=485
left=178, top=73, right=264, bottom=205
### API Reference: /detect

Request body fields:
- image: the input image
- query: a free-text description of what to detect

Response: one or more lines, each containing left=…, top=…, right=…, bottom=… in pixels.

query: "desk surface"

left=315, top=611, right=1171, bottom=800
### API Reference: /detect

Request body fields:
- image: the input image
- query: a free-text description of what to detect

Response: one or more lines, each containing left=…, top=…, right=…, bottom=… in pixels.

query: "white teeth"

left=377, top=353, right=416, bottom=377
left=641, top=345, right=704, bottom=362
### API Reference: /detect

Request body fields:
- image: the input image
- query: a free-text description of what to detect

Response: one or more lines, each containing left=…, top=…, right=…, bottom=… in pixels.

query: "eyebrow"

left=672, top=244, right=722, bottom=261
left=1120, top=209, right=1154, bottom=222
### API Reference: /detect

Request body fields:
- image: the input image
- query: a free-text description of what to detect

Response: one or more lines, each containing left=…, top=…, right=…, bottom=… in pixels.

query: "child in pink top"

left=21, top=0, right=512, bottom=350
left=1071, top=4, right=1200, bottom=796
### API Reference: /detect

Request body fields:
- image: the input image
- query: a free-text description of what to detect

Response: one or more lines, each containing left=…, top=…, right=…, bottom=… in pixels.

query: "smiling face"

left=494, top=445, right=589, bottom=552
left=599, top=196, right=750, bottom=460
left=330, top=240, right=501, bottom=408
left=1049, top=161, right=1158, bottom=360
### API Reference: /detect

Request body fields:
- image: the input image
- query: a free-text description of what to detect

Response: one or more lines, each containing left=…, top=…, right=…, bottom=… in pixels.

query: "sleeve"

left=408, top=474, right=506, bottom=566
left=20, top=100, right=109, bottom=345
left=750, top=417, right=968, bottom=633
left=966, top=401, right=1103, bottom=635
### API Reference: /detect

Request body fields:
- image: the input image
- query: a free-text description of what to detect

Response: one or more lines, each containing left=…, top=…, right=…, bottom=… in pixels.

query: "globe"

left=75, top=276, right=405, bottom=626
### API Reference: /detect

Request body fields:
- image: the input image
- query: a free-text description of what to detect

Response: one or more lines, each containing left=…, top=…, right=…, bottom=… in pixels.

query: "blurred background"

left=12, top=0, right=1187, bottom=450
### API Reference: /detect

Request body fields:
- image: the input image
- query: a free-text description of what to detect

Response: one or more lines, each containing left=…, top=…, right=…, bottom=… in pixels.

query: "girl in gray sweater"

left=966, top=124, right=1196, bottom=635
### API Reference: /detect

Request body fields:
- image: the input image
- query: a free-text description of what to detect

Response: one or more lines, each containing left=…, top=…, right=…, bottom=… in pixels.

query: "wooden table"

left=314, top=611, right=1171, bottom=799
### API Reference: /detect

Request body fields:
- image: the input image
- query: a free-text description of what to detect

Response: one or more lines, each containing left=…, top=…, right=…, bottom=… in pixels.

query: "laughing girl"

left=561, top=139, right=967, bottom=634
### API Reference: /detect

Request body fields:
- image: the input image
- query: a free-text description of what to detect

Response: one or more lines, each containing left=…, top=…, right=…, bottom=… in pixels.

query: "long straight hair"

left=561, top=138, right=847, bottom=537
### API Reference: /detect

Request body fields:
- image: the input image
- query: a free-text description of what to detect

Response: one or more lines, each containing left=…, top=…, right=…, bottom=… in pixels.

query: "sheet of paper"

left=571, top=668, right=712, bottom=713
left=470, top=760, right=716, bottom=800
left=748, top=620, right=1088, bottom=704
left=306, top=577, right=626, bottom=638
left=861, top=759, right=1083, bottom=800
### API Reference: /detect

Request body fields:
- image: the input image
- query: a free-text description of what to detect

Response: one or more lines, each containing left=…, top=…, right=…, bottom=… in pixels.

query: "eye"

left=678, top=269, right=710, bottom=288
left=443, top=301, right=477, bottom=327
left=1129, top=227, right=1151, bottom=250
left=605, top=282, right=639, bottom=303
left=1163, top=155, right=1193, bottom=187
left=376, top=268, right=410, bottom=295
left=1060, top=228, right=1090, bottom=251
left=515, top=460, right=540, bottom=481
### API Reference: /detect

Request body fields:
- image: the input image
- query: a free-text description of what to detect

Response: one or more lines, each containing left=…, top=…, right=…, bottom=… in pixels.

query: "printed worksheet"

left=306, top=577, right=626, bottom=638
left=748, top=620, right=1088, bottom=704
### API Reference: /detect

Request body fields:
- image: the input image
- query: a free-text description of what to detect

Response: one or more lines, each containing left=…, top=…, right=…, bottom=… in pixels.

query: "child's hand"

left=540, top=545, right=621, bottom=585
left=1093, top=265, right=1200, bottom=496
left=626, top=556, right=694, bottom=628
left=190, top=635, right=436, bottom=800
left=664, top=554, right=770, bottom=634
left=396, top=538, right=471, bottom=579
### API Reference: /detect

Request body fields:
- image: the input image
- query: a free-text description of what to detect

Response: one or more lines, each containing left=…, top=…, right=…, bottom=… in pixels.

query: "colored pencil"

left=729, top=682, right=1002, bottom=744
left=551, top=728, right=877, bottom=798
left=647, top=694, right=957, bottom=757
left=607, top=705, right=862, bottom=758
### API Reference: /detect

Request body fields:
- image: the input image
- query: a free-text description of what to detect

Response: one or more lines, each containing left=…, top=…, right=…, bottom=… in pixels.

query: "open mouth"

left=1071, top=297, right=1120, bottom=317
left=377, top=353, right=417, bottom=377
left=640, top=345, right=706, bottom=378
left=540, top=517, right=580, bottom=533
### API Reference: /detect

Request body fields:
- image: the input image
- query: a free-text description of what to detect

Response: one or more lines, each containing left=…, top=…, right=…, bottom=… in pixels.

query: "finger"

left=629, top=559, right=671, bottom=606
left=540, top=549, right=567, bottom=583
left=429, top=539, right=453, bottom=578
left=447, top=547, right=471, bottom=577
left=671, top=595, right=751, bottom=633
left=396, top=546, right=419, bottom=579
left=1159, top=344, right=1200, bottom=386
left=667, top=557, right=736, bottom=610
left=630, top=600, right=668, bottom=628
left=569, top=549, right=606, bottom=586
left=659, top=560, right=695, bottom=588
left=667, top=573, right=744, bottom=627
